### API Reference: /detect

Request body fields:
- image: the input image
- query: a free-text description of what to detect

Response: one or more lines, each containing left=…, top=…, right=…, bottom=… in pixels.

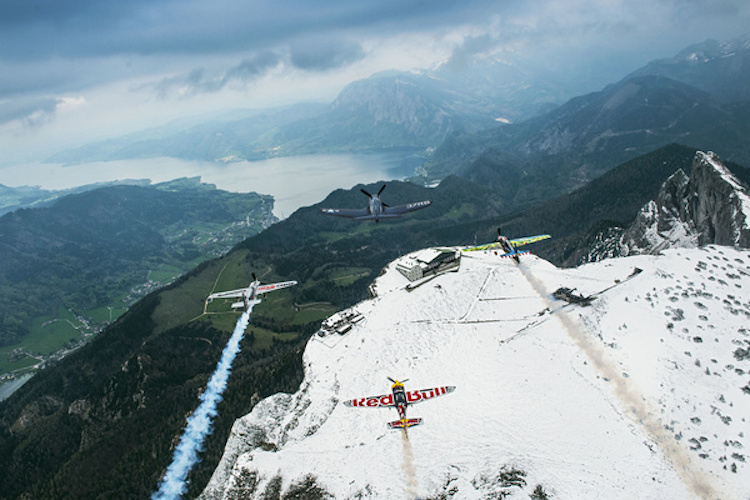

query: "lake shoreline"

left=0, top=149, right=425, bottom=219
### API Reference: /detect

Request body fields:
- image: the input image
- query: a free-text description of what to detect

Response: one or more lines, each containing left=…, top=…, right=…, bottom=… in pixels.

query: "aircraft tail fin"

left=388, top=418, right=422, bottom=429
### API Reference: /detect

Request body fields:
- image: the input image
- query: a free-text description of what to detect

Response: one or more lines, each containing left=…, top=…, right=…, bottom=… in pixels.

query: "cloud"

left=223, top=51, right=283, bottom=83
left=147, top=41, right=368, bottom=100
left=0, top=96, right=80, bottom=127
left=444, top=34, right=501, bottom=69
left=150, top=51, right=282, bottom=99
left=289, top=38, right=366, bottom=71
left=1, top=0, right=749, bottom=156
left=2, top=0, right=748, bottom=98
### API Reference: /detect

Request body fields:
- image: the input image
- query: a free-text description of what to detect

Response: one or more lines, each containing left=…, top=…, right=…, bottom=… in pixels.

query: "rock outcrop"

left=620, top=151, right=750, bottom=255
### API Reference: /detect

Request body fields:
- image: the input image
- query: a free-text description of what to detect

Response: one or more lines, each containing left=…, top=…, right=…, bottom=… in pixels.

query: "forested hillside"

left=0, top=179, right=275, bottom=364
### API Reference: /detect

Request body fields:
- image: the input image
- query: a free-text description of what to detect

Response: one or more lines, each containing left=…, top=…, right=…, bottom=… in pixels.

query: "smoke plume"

left=401, top=428, right=418, bottom=499
left=152, top=307, right=253, bottom=499
left=518, top=264, right=723, bottom=500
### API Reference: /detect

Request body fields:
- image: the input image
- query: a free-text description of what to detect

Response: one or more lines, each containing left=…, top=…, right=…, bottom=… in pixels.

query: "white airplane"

left=206, top=273, right=297, bottom=311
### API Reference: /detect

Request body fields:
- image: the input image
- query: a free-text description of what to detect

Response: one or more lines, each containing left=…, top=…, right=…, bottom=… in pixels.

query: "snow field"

left=203, top=247, right=750, bottom=500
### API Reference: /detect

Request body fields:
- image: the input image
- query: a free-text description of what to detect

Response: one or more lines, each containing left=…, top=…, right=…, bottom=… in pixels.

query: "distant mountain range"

left=45, top=35, right=750, bottom=211
left=626, top=34, right=750, bottom=103
left=43, top=49, right=607, bottom=166
left=424, top=33, right=750, bottom=187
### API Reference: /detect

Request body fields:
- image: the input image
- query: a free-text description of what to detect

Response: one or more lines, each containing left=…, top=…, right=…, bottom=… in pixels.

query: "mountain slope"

left=626, top=33, right=750, bottom=103
left=202, top=248, right=750, bottom=499
left=0, top=179, right=275, bottom=349
left=424, top=74, right=750, bottom=188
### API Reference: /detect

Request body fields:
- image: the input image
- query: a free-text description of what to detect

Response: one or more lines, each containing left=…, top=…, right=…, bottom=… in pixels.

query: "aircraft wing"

left=404, top=386, right=455, bottom=404
left=383, top=200, right=431, bottom=216
left=256, top=280, right=298, bottom=295
left=509, top=234, right=551, bottom=247
left=462, top=241, right=502, bottom=252
left=207, top=288, right=248, bottom=301
left=343, top=393, right=395, bottom=408
left=343, top=385, right=455, bottom=408
left=320, top=207, right=370, bottom=219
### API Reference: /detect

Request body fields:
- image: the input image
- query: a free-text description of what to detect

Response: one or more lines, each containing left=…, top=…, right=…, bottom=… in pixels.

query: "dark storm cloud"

left=0, top=97, right=60, bottom=127
left=289, top=39, right=365, bottom=71
left=0, top=0, right=498, bottom=102
left=150, top=51, right=282, bottom=98
left=1, top=0, right=749, bottom=106
left=223, top=52, right=282, bottom=83
left=0, top=0, right=490, bottom=61
left=444, top=34, right=499, bottom=68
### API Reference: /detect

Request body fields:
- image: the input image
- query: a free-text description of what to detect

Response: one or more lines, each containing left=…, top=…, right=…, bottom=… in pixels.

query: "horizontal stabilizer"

left=231, top=299, right=261, bottom=309
left=388, top=418, right=422, bottom=429
left=500, top=250, right=530, bottom=258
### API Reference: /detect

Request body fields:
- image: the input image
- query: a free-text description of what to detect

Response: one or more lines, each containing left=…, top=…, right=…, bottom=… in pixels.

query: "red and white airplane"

left=206, top=273, right=297, bottom=311
left=343, top=378, right=455, bottom=429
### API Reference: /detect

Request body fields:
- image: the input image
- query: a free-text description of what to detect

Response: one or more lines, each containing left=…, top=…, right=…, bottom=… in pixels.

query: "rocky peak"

left=620, top=151, right=750, bottom=255
left=687, top=151, right=750, bottom=246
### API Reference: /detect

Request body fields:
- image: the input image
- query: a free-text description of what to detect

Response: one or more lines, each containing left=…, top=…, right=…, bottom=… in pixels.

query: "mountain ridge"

left=625, top=33, right=750, bottom=102
left=200, top=247, right=750, bottom=499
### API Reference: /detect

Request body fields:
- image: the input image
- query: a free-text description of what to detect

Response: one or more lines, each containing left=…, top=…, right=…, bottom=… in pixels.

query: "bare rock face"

left=621, top=168, right=696, bottom=254
left=687, top=151, right=750, bottom=247
left=620, top=151, right=750, bottom=255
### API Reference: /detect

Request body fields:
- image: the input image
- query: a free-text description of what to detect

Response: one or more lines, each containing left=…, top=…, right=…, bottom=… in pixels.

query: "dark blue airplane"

left=320, top=184, right=431, bottom=222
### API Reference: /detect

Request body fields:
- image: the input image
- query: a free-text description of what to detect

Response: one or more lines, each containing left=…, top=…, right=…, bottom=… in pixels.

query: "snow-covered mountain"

left=626, top=33, right=750, bottom=103
left=621, top=151, right=750, bottom=256
left=201, top=245, right=750, bottom=499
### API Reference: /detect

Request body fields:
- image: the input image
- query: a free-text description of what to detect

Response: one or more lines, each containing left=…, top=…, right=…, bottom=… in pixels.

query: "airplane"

left=463, top=227, right=551, bottom=263
left=320, top=184, right=431, bottom=222
left=206, top=273, right=297, bottom=311
left=343, top=378, right=455, bottom=429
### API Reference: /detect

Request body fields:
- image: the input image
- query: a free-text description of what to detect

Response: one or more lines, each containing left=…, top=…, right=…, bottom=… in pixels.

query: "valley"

left=0, top=179, right=277, bottom=388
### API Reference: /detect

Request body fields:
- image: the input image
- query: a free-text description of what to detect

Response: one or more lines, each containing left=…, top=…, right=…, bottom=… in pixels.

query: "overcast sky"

left=1, top=0, right=748, bottom=164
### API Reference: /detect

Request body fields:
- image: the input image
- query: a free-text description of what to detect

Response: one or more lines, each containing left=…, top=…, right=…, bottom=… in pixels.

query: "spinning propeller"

left=361, top=184, right=387, bottom=199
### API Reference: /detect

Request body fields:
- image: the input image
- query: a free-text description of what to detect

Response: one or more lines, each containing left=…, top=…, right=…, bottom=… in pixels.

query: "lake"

left=0, top=149, right=424, bottom=218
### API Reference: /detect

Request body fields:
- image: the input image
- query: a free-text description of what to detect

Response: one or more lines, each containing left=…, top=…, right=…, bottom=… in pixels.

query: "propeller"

left=387, top=377, right=409, bottom=384
left=361, top=184, right=387, bottom=199
left=252, top=272, right=258, bottom=282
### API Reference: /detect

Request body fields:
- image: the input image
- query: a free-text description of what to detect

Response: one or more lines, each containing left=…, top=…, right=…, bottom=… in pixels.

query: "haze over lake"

left=0, top=149, right=422, bottom=218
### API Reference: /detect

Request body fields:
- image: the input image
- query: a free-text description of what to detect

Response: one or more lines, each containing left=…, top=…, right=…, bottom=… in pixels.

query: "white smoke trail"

left=518, top=264, right=723, bottom=500
left=401, top=428, right=418, bottom=499
left=152, top=307, right=253, bottom=500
